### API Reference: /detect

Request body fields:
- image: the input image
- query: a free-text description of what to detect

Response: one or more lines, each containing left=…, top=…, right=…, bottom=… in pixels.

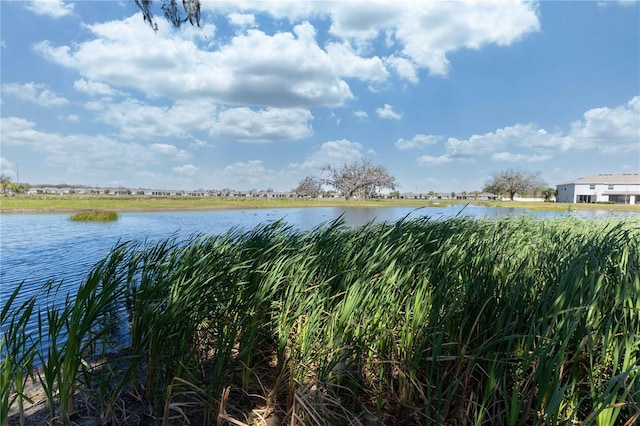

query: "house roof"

left=560, top=173, right=640, bottom=185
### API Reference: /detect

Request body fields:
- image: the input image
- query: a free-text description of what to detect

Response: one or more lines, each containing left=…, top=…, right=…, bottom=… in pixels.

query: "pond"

left=0, top=204, right=636, bottom=344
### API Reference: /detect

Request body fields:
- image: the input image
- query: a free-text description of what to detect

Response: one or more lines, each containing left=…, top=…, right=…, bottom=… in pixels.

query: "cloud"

left=33, top=2, right=540, bottom=112
left=189, top=139, right=212, bottom=149
left=34, top=16, right=353, bottom=108
left=325, top=41, right=388, bottom=82
left=353, top=110, right=368, bottom=120
left=295, top=139, right=364, bottom=170
left=392, top=1, right=540, bottom=76
left=212, top=107, right=313, bottom=142
left=223, top=160, right=264, bottom=175
left=0, top=117, right=194, bottom=185
left=491, top=152, right=551, bottom=162
left=416, top=155, right=453, bottom=166
left=25, top=0, right=74, bottom=18
left=228, top=12, right=256, bottom=27
left=2, top=82, right=68, bottom=107
left=0, top=157, right=16, bottom=177
left=445, top=123, right=537, bottom=158
left=74, top=79, right=125, bottom=97
left=385, top=55, right=419, bottom=84
left=85, top=96, right=312, bottom=143
left=396, top=134, right=442, bottom=150
left=376, top=104, right=402, bottom=120
left=87, top=98, right=217, bottom=141
left=203, top=1, right=540, bottom=78
left=0, top=117, right=40, bottom=145
left=568, top=96, right=640, bottom=153
left=173, top=164, right=199, bottom=177
left=441, top=96, right=639, bottom=161
left=150, top=143, right=191, bottom=161
left=598, top=0, right=639, bottom=7
left=218, top=160, right=281, bottom=189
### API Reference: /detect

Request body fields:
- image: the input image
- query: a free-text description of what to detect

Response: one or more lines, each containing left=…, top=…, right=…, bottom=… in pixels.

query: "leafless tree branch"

left=322, top=160, right=397, bottom=200
left=135, top=0, right=201, bottom=31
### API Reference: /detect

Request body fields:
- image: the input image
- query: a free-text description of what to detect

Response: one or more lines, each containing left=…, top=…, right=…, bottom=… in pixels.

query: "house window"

left=608, top=184, right=614, bottom=190
left=589, top=184, right=595, bottom=190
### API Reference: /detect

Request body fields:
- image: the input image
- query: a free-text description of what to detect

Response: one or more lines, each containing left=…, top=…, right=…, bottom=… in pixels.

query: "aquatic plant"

left=69, top=210, right=118, bottom=222
left=1, top=215, right=639, bottom=425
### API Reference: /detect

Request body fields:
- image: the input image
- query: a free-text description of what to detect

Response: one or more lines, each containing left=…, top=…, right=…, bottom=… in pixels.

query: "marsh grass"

left=2, top=215, right=639, bottom=425
left=69, top=210, right=118, bottom=222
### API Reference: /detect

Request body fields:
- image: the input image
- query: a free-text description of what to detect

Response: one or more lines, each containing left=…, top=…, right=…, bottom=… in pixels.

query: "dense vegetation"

left=69, top=210, right=118, bottom=222
left=2, top=215, right=639, bottom=425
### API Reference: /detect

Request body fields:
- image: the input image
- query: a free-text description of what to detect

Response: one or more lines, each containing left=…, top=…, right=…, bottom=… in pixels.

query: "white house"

left=556, top=174, right=640, bottom=204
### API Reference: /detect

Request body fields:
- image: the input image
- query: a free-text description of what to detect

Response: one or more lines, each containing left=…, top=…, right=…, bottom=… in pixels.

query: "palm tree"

left=1, top=174, right=11, bottom=194
left=542, top=187, right=557, bottom=202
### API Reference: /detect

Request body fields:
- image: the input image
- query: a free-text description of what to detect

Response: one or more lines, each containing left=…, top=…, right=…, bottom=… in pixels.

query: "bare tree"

left=483, top=169, right=545, bottom=201
left=323, top=160, right=397, bottom=200
left=135, top=0, right=201, bottom=31
left=294, top=176, right=323, bottom=198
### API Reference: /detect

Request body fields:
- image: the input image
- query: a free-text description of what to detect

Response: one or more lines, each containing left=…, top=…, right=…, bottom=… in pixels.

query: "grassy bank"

left=2, top=193, right=640, bottom=213
left=2, top=215, right=640, bottom=425
left=1, top=194, right=425, bottom=212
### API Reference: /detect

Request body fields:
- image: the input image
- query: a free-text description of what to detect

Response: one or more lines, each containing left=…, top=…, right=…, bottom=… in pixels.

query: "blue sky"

left=1, top=0, right=638, bottom=193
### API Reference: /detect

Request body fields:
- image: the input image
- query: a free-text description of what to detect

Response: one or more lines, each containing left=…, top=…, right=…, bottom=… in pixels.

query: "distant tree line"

left=3, top=167, right=559, bottom=202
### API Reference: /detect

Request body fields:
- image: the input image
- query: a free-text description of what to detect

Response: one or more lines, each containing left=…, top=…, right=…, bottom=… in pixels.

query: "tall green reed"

left=1, top=283, right=38, bottom=426
left=35, top=243, right=133, bottom=424
left=3, top=214, right=639, bottom=424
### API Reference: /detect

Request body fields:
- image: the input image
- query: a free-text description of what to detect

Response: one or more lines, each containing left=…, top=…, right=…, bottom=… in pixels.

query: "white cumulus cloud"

left=203, top=1, right=540, bottom=78
left=0, top=157, right=16, bottom=177
left=439, top=96, right=639, bottom=162
left=32, top=1, right=541, bottom=113
left=74, top=79, right=125, bottom=97
left=376, top=104, right=402, bottom=120
left=228, top=12, right=256, bottom=27
left=353, top=110, right=368, bottom=120
left=491, top=152, right=551, bottom=162
left=173, top=164, right=199, bottom=177
left=295, top=139, right=364, bottom=170
left=396, top=134, right=442, bottom=150
left=0, top=116, right=196, bottom=186
left=416, top=155, right=453, bottom=166
left=568, top=96, right=640, bottom=153
left=34, top=16, right=353, bottom=108
left=88, top=98, right=216, bottom=141
left=150, top=143, right=191, bottom=161
left=212, top=107, right=313, bottom=142
left=218, top=160, right=287, bottom=189
left=2, top=82, right=68, bottom=107
left=25, top=0, right=74, bottom=18
left=446, top=123, right=541, bottom=159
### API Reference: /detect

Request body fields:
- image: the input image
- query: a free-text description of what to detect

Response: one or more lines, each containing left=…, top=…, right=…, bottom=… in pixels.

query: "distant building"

left=556, top=174, right=640, bottom=204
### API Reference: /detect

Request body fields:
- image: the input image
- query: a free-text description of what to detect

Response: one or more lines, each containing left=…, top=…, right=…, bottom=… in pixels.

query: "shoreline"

left=2, top=195, right=640, bottom=214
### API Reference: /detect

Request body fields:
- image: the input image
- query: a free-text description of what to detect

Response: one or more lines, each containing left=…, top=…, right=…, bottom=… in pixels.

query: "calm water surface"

left=0, top=205, right=636, bottom=344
